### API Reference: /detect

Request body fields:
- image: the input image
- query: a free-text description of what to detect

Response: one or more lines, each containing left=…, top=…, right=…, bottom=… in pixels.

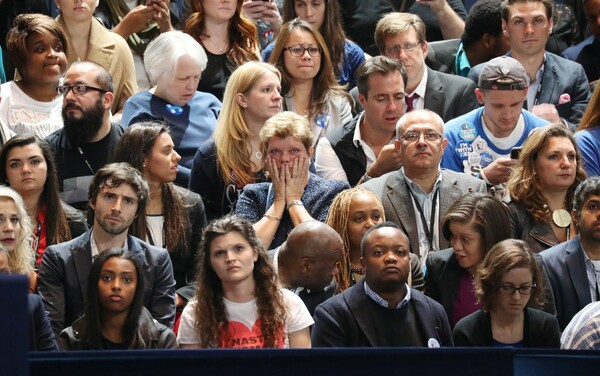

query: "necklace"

left=351, top=266, right=365, bottom=275
left=255, top=151, right=263, bottom=160
left=552, top=208, right=571, bottom=228
left=544, top=203, right=571, bottom=228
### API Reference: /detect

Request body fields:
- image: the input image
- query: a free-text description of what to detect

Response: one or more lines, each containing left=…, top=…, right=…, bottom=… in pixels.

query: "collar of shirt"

left=455, top=42, right=472, bottom=78
left=581, top=244, right=600, bottom=302
left=402, top=167, right=442, bottom=196
left=90, top=228, right=128, bottom=261
left=353, top=111, right=396, bottom=166
left=406, top=68, right=428, bottom=111
left=364, top=280, right=411, bottom=309
left=526, top=53, right=546, bottom=110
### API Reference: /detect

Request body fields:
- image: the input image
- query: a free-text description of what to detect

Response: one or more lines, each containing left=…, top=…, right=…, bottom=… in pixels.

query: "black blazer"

left=28, top=294, right=58, bottom=351
left=453, top=308, right=560, bottom=348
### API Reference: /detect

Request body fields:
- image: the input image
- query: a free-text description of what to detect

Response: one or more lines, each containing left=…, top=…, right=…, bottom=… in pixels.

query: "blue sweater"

left=121, top=90, right=221, bottom=186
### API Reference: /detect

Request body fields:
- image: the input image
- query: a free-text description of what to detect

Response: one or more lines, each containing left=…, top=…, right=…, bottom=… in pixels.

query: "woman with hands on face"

left=234, top=111, right=349, bottom=249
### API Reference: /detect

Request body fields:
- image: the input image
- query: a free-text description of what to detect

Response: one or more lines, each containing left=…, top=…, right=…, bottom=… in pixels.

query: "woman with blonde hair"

left=184, top=0, right=260, bottom=101
left=189, top=61, right=282, bottom=221
left=268, top=18, right=352, bottom=146
left=0, top=185, right=36, bottom=292
left=235, top=111, right=349, bottom=249
left=506, top=124, right=587, bottom=253
left=325, top=187, right=423, bottom=293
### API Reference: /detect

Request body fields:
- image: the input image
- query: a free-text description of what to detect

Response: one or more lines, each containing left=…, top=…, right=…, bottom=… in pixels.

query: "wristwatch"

left=286, top=200, right=304, bottom=210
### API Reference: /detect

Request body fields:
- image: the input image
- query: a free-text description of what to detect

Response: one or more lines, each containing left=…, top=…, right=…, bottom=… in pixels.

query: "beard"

left=62, top=98, right=105, bottom=145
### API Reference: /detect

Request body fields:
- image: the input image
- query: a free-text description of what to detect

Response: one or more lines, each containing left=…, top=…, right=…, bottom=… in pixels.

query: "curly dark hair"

left=193, top=215, right=286, bottom=348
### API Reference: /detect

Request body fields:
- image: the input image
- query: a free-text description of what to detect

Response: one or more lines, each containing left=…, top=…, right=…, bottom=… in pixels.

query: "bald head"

left=278, top=221, right=343, bottom=291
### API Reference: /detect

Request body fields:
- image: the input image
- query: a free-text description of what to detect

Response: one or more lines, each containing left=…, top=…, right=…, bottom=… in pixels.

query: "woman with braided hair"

left=326, top=187, right=423, bottom=293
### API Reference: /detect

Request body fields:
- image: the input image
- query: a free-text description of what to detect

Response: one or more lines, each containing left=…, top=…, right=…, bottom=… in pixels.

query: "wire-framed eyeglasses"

left=400, top=131, right=443, bottom=143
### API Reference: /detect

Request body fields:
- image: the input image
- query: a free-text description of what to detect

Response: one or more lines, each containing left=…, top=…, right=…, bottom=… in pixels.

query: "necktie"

left=406, top=94, right=418, bottom=112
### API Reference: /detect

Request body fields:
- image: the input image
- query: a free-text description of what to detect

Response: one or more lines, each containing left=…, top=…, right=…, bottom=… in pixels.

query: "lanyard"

left=406, top=183, right=439, bottom=253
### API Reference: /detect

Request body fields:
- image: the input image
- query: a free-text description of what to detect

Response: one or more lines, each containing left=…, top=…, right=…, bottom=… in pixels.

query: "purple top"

left=451, top=270, right=480, bottom=327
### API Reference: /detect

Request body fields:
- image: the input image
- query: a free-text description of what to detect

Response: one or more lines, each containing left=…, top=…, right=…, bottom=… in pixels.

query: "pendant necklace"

left=552, top=208, right=571, bottom=228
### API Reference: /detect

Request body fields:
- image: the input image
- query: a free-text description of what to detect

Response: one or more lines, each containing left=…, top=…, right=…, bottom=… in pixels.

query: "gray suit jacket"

left=38, top=229, right=176, bottom=337
left=362, top=169, right=487, bottom=257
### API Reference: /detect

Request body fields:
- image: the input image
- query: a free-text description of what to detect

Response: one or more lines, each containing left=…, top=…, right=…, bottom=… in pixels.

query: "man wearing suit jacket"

left=311, top=222, right=453, bottom=347
left=542, top=176, right=600, bottom=330
left=38, top=163, right=176, bottom=337
left=363, top=109, right=486, bottom=260
left=468, top=0, right=590, bottom=130
left=374, top=12, right=479, bottom=122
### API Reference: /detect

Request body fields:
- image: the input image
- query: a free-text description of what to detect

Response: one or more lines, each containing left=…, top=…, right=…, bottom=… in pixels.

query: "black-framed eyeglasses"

left=57, top=84, right=108, bottom=96
left=384, top=41, right=422, bottom=55
left=498, top=284, right=536, bottom=295
left=400, top=131, right=443, bottom=143
left=285, top=44, right=322, bottom=57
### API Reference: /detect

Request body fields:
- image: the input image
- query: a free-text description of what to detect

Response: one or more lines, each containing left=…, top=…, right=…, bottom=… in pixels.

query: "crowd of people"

left=0, top=0, right=599, bottom=353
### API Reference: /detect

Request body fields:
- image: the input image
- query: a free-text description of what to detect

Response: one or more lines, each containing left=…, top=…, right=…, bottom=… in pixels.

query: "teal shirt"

left=0, top=46, right=6, bottom=83
left=455, top=42, right=472, bottom=78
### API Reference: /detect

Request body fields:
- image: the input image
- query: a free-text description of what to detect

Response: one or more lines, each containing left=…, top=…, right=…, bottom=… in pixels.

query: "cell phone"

left=510, top=147, right=522, bottom=160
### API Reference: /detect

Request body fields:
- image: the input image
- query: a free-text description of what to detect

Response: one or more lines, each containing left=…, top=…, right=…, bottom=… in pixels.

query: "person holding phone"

left=94, top=0, right=178, bottom=91
left=242, top=0, right=283, bottom=49
left=505, top=124, right=586, bottom=253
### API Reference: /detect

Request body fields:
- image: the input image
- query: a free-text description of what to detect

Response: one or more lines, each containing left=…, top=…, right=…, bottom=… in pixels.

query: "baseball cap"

left=478, top=56, right=529, bottom=90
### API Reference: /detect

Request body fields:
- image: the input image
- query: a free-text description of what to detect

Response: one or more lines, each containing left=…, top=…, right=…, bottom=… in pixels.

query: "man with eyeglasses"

left=315, top=56, right=406, bottom=186
left=442, top=56, right=548, bottom=197
left=542, top=176, right=600, bottom=330
left=362, top=109, right=485, bottom=260
left=373, top=12, right=479, bottom=122
left=45, top=61, right=124, bottom=211
left=467, top=0, right=590, bottom=130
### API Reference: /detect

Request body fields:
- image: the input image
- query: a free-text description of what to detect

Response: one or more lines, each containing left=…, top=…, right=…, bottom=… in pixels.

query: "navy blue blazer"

left=541, top=236, right=592, bottom=330
left=28, top=294, right=58, bottom=351
left=311, top=280, right=453, bottom=347
left=38, top=229, right=176, bottom=336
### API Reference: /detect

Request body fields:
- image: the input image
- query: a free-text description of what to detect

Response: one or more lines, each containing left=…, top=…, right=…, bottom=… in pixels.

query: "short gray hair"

left=144, top=31, right=207, bottom=85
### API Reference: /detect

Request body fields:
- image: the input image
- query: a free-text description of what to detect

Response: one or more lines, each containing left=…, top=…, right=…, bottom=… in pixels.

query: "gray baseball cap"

left=478, top=56, right=529, bottom=90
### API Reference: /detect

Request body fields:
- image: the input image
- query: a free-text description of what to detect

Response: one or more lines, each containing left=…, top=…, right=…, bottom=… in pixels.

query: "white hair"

left=144, top=31, right=208, bottom=86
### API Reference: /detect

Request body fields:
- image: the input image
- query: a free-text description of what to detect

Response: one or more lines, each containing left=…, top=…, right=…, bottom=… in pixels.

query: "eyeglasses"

left=400, top=131, right=443, bottom=143
left=57, top=84, right=108, bottom=96
left=285, top=44, right=321, bottom=57
left=498, top=284, right=536, bottom=295
left=384, top=42, right=422, bottom=56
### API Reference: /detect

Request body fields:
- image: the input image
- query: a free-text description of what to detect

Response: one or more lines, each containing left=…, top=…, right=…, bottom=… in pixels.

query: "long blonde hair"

left=0, top=186, right=33, bottom=275
left=214, top=62, right=281, bottom=187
